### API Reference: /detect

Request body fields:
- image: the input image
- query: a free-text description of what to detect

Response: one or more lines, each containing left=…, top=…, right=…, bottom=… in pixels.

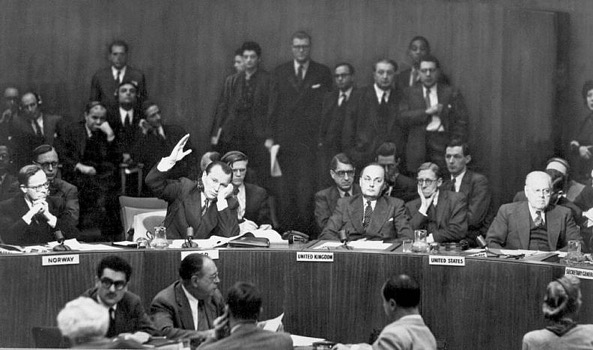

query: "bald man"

left=486, top=171, right=582, bottom=251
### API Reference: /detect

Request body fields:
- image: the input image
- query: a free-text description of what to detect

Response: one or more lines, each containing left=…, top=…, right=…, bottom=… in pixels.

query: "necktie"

left=338, top=92, right=346, bottom=107
left=125, top=113, right=131, bottom=127
left=297, top=65, right=304, bottom=82
left=33, top=120, right=43, bottom=137
left=381, top=91, right=387, bottom=105
left=534, top=211, right=543, bottom=227
left=197, top=299, right=209, bottom=331
left=410, top=69, right=419, bottom=87
left=107, top=307, right=116, bottom=337
left=451, top=177, right=456, bottom=192
left=344, top=191, right=351, bottom=197
left=201, top=198, right=210, bottom=216
left=115, top=70, right=121, bottom=83
left=425, top=87, right=432, bottom=108
left=363, top=200, right=373, bottom=229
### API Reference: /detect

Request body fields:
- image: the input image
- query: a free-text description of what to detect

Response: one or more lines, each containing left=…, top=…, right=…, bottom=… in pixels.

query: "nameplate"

left=42, top=254, right=80, bottom=266
left=429, top=255, right=465, bottom=266
left=565, top=267, right=593, bottom=280
left=296, top=252, right=334, bottom=262
left=181, top=250, right=219, bottom=260
left=469, top=252, right=488, bottom=258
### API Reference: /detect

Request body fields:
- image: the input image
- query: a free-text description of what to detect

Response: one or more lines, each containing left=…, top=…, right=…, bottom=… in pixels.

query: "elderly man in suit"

left=151, top=254, right=225, bottom=347
left=90, top=40, right=147, bottom=109
left=405, top=162, right=468, bottom=243
left=146, top=135, right=239, bottom=239
left=487, top=171, right=582, bottom=251
left=314, top=153, right=361, bottom=232
left=270, top=30, right=332, bottom=233
left=400, top=55, right=469, bottom=173
left=320, top=163, right=412, bottom=241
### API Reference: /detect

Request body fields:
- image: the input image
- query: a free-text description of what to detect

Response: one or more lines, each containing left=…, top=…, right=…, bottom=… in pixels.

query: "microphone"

left=52, top=230, right=71, bottom=251
left=338, top=229, right=352, bottom=250
left=476, top=235, right=499, bottom=257
left=182, top=227, right=199, bottom=248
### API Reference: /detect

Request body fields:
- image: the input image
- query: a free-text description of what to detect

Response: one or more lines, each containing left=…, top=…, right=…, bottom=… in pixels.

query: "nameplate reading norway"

left=429, top=255, right=465, bottom=266
left=42, top=254, right=80, bottom=266
left=181, top=250, right=219, bottom=260
left=296, top=252, right=334, bottom=262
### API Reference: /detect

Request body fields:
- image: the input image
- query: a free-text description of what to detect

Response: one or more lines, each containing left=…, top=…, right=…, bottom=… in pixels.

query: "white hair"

left=56, top=297, right=109, bottom=343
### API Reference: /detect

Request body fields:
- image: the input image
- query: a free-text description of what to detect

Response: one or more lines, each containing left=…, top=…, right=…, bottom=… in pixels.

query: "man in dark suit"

left=400, top=55, right=469, bottom=173
left=108, top=81, right=142, bottom=164
left=487, top=171, right=582, bottom=251
left=11, top=92, right=65, bottom=169
left=90, top=40, right=147, bottom=109
left=441, top=141, right=493, bottom=245
left=198, top=282, right=293, bottom=350
left=221, top=151, right=271, bottom=229
left=210, top=41, right=276, bottom=187
left=146, top=135, right=239, bottom=239
left=0, top=164, right=78, bottom=245
left=314, top=153, right=361, bottom=232
left=320, top=163, right=412, bottom=241
left=270, top=31, right=332, bottom=232
left=375, top=142, right=417, bottom=202
left=151, top=254, right=225, bottom=346
left=0, top=145, right=18, bottom=202
left=344, top=59, right=403, bottom=168
left=405, top=162, right=468, bottom=243
left=317, top=62, right=357, bottom=189
left=81, top=255, right=157, bottom=343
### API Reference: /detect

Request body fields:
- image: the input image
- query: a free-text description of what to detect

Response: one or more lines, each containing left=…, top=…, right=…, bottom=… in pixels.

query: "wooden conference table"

left=1, top=243, right=591, bottom=349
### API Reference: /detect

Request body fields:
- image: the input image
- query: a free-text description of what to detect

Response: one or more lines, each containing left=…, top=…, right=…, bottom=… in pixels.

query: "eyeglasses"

left=100, top=277, right=127, bottom=290
left=417, top=179, right=437, bottom=186
left=532, top=188, right=552, bottom=196
left=27, top=181, right=49, bottom=191
left=195, top=272, right=219, bottom=282
left=232, top=168, right=247, bottom=174
left=333, top=170, right=355, bottom=178
left=36, top=162, right=59, bottom=170
left=419, top=68, right=437, bottom=74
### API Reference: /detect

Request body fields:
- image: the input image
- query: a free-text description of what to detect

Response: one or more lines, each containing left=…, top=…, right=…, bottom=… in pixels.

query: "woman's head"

left=543, top=275, right=582, bottom=321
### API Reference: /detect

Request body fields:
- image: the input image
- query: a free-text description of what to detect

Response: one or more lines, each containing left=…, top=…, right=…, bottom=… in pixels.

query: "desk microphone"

left=182, top=227, right=199, bottom=248
left=338, top=230, right=352, bottom=250
left=52, top=230, right=71, bottom=251
left=476, top=235, right=488, bottom=249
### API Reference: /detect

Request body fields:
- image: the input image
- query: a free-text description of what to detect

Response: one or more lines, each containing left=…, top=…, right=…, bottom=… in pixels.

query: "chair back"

left=119, top=196, right=167, bottom=240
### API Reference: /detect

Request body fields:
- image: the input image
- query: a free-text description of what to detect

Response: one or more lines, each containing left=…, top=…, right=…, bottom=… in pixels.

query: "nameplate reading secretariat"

left=429, top=255, right=465, bottom=266
left=181, top=250, right=219, bottom=260
left=565, top=267, right=593, bottom=280
left=296, top=252, right=334, bottom=262
left=42, top=254, right=80, bottom=266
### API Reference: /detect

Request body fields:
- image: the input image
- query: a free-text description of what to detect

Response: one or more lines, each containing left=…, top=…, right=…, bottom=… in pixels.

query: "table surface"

left=0, top=242, right=590, bottom=349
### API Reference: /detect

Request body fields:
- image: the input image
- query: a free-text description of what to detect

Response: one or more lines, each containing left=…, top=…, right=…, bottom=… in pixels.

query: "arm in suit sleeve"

left=215, top=207, right=240, bottom=237
left=62, top=183, right=80, bottom=227
left=150, top=296, right=207, bottom=341
left=392, top=202, right=413, bottom=239
left=319, top=198, right=347, bottom=240
left=432, top=194, right=468, bottom=243
left=485, top=206, right=510, bottom=249
left=561, top=213, right=583, bottom=249
left=52, top=199, right=80, bottom=240
left=399, top=90, right=430, bottom=128
left=406, top=201, right=429, bottom=230
left=145, top=163, right=183, bottom=203
left=314, top=191, right=332, bottom=230
left=467, top=175, right=492, bottom=228
left=129, top=297, right=159, bottom=336
left=0, top=204, right=33, bottom=244
left=255, top=190, right=271, bottom=225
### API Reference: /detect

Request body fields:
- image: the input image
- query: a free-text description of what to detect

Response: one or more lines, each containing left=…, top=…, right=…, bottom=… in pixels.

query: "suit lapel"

left=435, top=191, right=448, bottom=227
left=367, top=197, right=390, bottom=236
left=328, top=186, right=340, bottom=214
left=175, top=283, right=196, bottom=330
left=518, top=203, right=531, bottom=249
left=545, top=207, right=561, bottom=250
left=459, top=171, right=472, bottom=196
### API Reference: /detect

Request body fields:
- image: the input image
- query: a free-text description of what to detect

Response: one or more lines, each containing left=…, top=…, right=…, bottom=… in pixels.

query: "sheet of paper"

left=262, top=313, right=284, bottom=332
left=313, top=242, right=343, bottom=250
left=48, top=239, right=122, bottom=251
left=348, top=241, right=393, bottom=250
left=290, top=335, right=327, bottom=347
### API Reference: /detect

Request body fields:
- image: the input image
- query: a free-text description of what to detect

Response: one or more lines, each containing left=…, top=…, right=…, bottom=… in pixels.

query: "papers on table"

left=313, top=240, right=393, bottom=250
left=290, top=335, right=327, bottom=347
left=261, top=313, right=284, bottom=332
left=48, top=239, right=122, bottom=251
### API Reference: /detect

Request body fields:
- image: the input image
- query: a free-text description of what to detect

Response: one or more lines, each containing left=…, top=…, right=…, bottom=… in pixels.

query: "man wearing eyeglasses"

left=81, top=255, right=157, bottom=343
left=405, top=162, right=468, bottom=243
left=319, top=163, right=412, bottom=241
left=0, top=164, right=78, bottom=245
left=487, top=171, right=582, bottom=251
left=31, top=144, right=79, bottom=226
left=314, top=153, right=361, bottom=232
left=151, top=253, right=225, bottom=346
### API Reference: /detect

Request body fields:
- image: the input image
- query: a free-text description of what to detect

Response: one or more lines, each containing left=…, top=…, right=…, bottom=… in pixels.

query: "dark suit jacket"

left=400, top=83, right=469, bottom=172
left=107, top=106, right=142, bottom=157
left=486, top=202, right=582, bottom=250
left=386, top=173, right=418, bottom=203
left=49, top=178, right=80, bottom=227
left=343, top=85, right=404, bottom=167
left=11, top=113, right=65, bottom=169
left=145, top=165, right=240, bottom=239
left=0, top=195, right=79, bottom=245
left=314, top=184, right=361, bottom=230
left=318, top=87, right=358, bottom=154
left=150, top=280, right=225, bottom=340
left=405, top=190, right=468, bottom=243
left=0, top=173, right=18, bottom=202
left=81, top=287, right=158, bottom=337
left=243, top=183, right=271, bottom=225
left=441, top=170, right=493, bottom=239
left=210, top=70, right=277, bottom=141
left=198, top=324, right=293, bottom=350
left=271, top=60, right=332, bottom=153
left=319, top=194, right=413, bottom=241
left=131, top=124, right=192, bottom=175
left=90, top=66, right=148, bottom=108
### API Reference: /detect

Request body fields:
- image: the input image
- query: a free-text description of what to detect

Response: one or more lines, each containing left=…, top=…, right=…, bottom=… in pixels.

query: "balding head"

left=525, top=171, right=552, bottom=210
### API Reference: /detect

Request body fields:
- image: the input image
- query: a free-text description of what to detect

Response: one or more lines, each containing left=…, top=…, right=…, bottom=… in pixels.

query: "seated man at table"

left=314, top=153, right=361, bottom=231
left=151, top=254, right=225, bottom=346
left=81, top=255, right=157, bottom=343
left=405, top=162, right=468, bottom=243
left=146, top=134, right=239, bottom=239
left=333, top=274, right=437, bottom=350
left=0, top=164, right=78, bottom=245
left=487, top=171, right=582, bottom=251
left=319, top=163, right=412, bottom=241
left=198, top=282, right=293, bottom=350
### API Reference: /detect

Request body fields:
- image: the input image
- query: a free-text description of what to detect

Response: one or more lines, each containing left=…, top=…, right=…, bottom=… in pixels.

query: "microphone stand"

left=338, top=229, right=352, bottom=250
left=52, top=230, right=72, bottom=251
left=476, top=235, right=498, bottom=257
left=182, top=227, right=199, bottom=248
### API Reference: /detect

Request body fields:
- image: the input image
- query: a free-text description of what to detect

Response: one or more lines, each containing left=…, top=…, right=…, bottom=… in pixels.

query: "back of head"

left=382, top=274, right=421, bottom=308
left=56, top=297, right=109, bottom=343
left=330, top=153, right=353, bottom=171
left=221, top=150, right=248, bottom=166
left=179, top=253, right=209, bottom=280
left=543, top=275, right=581, bottom=321
left=97, top=255, right=132, bottom=282
left=200, top=151, right=221, bottom=172
left=226, top=282, right=262, bottom=321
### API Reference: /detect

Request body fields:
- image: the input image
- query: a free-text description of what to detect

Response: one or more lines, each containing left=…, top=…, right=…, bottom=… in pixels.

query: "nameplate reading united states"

left=181, top=250, right=219, bottom=260
left=429, top=255, right=465, bottom=266
left=42, top=254, right=80, bottom=266
left=296, top=252, right=334, bottom=262
left=565, top=267, right=593, bottom=280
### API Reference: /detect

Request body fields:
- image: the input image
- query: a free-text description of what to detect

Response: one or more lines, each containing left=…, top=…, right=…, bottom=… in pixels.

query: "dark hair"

left=226, top=282, right=262, bottom=321
left=543, top=275, right=581, bottom=321
left=373, top=59, right=398, bottom=73
left=408, top=36, right=431, bottom=52
left=240, top=41, right=262, bottom=57
left=118, top=80, right=138, bottom=91
left=329, top=153, right=353, bottom=171
left=141, top=100, right=158, bottom=116
left=96, top=255, right=132, bottom=282
left=234, top=48, right=243, bottom=56
left=109, top=40, right=129, bottom=53
left=291, top=30, right=311, bottom=43
left=32, top=144, right=55, bottom=162
left=179, top=253, right=209, bottom=280
left=375, top=142, right=397, bottom=157
left=18, top=164, right=43, bottom=186
left=221, top=151, right=249, bottom=166
left=85, top=101, right=106, bottom=114
left=582, top=80, right=593, bottom=100
left=419, top=54, right=440, bottom=69
left=446, top=140, right=471, bottom=157
left=205, top=161, right=232, bottom=176
left=382, top=274, right=421, bottom=308
left=334, top=62, right=355, bottom=75
left=417, top=162, right=441, bottom=178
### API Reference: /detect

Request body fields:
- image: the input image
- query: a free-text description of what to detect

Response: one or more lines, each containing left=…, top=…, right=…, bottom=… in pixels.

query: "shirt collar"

left=527, top=203, right=546, bottom=223
left=112, top=66, right=127, bottom=78
left=373, top=84, right=391, bottom=103
left=96, top=294, right=118, bottom=311
left=423, top=84, right=438, bottom=94
left=294, top=60, right=310, bottom=74
left=339, top=87, right=353, bottom=100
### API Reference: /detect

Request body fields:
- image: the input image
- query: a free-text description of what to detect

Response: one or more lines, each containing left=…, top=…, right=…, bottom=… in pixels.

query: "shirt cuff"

left=22, top=215, right=32, bottom=225
left=47, top=215, right=58, bottom=228
left=216, top=199, right=228, bottom=211
left=157, top=157, right=176, bottom=172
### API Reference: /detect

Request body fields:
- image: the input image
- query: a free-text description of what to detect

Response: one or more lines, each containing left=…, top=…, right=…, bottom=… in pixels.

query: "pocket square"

left=311, top=84, right=321, bottom=89
left=388, top=218, right=394, bottom=222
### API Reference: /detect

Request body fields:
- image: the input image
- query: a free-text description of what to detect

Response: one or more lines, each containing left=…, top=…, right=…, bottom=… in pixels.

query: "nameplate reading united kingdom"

left=296, top=252, right=334, bottom=262
left=565, top=267, right=593, bottom=280
left=181, top=250, right=219, bottom=260
left=429, top=255, right=465, bottom=266
left=42, top=254, right=80, bottom=266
